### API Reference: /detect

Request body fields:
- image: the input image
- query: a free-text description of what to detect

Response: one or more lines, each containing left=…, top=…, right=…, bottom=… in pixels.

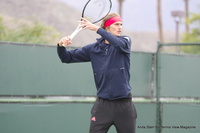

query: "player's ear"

left=105, top=26, right=110, bottom=31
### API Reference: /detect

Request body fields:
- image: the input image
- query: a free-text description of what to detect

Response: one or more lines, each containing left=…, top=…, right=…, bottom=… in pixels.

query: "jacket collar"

left=96, top=37, right=110, bottom=50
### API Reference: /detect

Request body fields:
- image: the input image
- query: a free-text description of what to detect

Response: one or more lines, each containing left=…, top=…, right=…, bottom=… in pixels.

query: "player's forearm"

left=57, top=44, right=72, bottom=63
left=97, top=28, right=122, bottom=45
left=97, top=28, right=131, bottom=53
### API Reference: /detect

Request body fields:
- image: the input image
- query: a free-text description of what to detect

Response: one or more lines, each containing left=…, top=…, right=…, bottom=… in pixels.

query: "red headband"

left=104, top=16, right=122, bottom=28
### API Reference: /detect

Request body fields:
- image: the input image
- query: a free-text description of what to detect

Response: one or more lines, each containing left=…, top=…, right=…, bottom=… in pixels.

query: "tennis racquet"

left=69, top=0, right=112, bottom=40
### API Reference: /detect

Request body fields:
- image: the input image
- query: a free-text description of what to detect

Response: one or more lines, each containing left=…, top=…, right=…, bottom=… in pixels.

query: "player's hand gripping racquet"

left=64, top=0, right=112, bottom=46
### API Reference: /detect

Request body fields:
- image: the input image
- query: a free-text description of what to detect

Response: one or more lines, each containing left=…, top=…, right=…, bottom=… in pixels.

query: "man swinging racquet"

left=57, top=12, right=137, bottom=133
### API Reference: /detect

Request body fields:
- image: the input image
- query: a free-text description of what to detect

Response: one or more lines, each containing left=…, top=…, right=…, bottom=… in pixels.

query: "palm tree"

left=118, top=0, right=124, bottom=17
left=184, top=0, right=189, bottom=33
left=157, top=0, right=164, bottom=43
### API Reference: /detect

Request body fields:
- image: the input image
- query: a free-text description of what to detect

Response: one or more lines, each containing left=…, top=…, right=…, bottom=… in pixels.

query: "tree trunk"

left=118, top=0, right=124, bottom=17
left=185, top=0, right=189, bottom=33
left=157, top=0, right=164, bottom=42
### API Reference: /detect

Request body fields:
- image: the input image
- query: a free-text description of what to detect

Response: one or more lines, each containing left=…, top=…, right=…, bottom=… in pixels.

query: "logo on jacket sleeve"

left=124, top=36, right=130, bottom=42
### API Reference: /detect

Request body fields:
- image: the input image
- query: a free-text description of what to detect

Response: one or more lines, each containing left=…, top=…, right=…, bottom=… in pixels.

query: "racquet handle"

left=69, top=28, right=81, bottom=40
left=62, top=23, right=82, bottom=47
left=69, top=23, right=83, bottom=40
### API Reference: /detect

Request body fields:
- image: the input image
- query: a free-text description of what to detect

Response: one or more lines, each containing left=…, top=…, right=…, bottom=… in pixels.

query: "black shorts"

left=89, top=97, right=137, bottom=133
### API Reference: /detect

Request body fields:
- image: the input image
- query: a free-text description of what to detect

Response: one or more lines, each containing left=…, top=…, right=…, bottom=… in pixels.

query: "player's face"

left=106, top=22, right=123, bottom=36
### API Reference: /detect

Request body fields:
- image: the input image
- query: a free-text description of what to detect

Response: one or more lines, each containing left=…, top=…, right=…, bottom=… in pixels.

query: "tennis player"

left=57, top=13, right=137, bottom=133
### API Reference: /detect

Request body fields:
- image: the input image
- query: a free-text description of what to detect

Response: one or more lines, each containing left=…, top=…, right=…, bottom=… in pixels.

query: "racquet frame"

left=63, top=0, right=112, bottom=46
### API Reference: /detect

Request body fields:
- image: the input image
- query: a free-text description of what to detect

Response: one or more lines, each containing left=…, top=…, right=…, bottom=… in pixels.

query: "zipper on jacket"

left=104, top=48, right=112, bottom=99
left=105, top=49, right=108, bottom=55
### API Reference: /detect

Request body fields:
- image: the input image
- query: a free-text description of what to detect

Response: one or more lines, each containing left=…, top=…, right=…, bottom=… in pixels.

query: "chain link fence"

left=1, top=41, right=200, bottom=133
left=155, top=42, right=200, bottom=133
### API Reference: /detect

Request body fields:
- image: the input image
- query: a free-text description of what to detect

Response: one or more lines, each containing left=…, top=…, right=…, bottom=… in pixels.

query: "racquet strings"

left=82, top=0, right=112, bottom=23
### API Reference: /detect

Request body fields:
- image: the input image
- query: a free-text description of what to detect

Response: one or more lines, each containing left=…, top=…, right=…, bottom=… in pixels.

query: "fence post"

left=150, top=53, right=156, bottom=98
left=155, top=41, right=162, bottom=133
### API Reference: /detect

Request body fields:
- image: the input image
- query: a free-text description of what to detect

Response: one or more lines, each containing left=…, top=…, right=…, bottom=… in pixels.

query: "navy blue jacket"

left=57, top=28, right=132, bottom=100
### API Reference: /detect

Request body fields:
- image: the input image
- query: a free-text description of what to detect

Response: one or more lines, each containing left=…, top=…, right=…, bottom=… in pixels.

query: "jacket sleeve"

left=57, top=44, right=90, bottom=63
left=97, top=28, right=131, bottom=53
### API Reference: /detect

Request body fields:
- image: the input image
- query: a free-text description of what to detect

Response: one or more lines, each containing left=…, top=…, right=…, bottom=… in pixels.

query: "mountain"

left=0, top=0, right=99, bottom=47
left=0, top=0, right=178, bottom=52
